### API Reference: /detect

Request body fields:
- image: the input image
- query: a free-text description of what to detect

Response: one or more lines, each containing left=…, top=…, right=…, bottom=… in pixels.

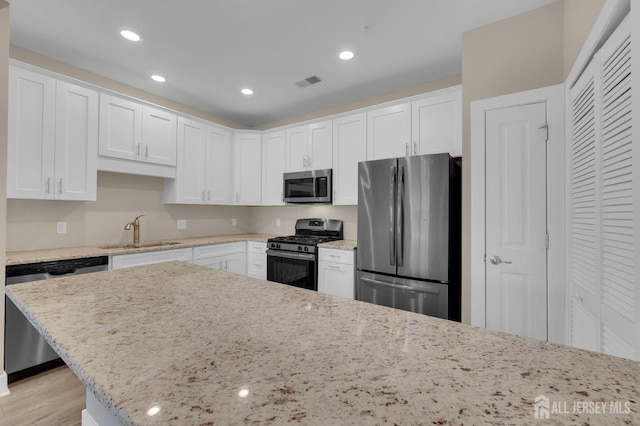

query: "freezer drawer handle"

left=359, top=276, right=440, bottom=294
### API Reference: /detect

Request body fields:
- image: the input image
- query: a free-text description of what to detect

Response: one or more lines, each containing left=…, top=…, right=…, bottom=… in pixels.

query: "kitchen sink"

left=99, top=241, right=182, bottom=250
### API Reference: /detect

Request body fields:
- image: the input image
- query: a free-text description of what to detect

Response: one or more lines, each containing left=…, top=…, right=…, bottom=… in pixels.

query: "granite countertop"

left=318, top=240, right=357, bottom=250
left=7, top=262, right=639, bottom=425
left=5, top=233, right=277, bottom=266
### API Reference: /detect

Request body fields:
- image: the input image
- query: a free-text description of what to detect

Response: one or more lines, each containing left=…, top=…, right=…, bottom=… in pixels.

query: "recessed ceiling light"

left=339, top=50, right=354, bottom=61
left=151, top=75, right=166, bottom=83
left=241, top=88, right=254, bottom=95
left=120, top=29, right=142, bottom=42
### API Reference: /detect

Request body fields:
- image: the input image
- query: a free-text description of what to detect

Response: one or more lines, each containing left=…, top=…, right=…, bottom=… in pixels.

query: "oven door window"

left=267, top=252, right=316, bottom=291
left=284, top=177, right=314, bottom=198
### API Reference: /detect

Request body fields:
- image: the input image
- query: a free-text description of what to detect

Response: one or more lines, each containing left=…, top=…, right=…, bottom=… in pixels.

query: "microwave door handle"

left=390, top=165, right=396, bottom=266
left=397, top=165, right=405, bottom=267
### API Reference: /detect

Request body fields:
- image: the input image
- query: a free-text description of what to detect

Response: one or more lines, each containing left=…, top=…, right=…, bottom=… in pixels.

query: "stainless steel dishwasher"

left=5, top=256, right=108, bottom=379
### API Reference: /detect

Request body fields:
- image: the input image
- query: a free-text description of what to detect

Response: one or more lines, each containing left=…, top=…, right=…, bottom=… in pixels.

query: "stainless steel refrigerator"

left=356, top=153, right=461, bottom=321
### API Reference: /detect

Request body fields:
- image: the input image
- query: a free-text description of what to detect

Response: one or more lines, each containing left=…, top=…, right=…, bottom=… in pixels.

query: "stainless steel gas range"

left=266, top=218, right=343, bottom=290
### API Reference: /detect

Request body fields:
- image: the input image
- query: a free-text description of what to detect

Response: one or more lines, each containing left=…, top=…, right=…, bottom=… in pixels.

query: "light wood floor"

left=0, top=366, right=84, bottom=426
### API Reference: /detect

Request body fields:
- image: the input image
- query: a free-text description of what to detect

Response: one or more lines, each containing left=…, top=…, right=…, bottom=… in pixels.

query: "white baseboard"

left=0, top=371, right=10, bottom=397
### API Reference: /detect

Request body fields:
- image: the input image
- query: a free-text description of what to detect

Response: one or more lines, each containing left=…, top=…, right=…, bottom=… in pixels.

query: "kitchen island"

left=6, top=262, right=640, bottom=425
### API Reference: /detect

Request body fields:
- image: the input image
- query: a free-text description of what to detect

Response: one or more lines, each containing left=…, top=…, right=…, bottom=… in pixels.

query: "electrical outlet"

left=57, top=222, right=67, bottom=234
left=276, top=218, right=281, bottom=227
left=177, top=219, right=187, bottom=229
left=232, top=218, right=237, bottom=227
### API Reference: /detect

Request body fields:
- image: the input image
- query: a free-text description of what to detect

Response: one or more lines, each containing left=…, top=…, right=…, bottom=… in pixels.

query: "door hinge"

left=545, top=233, right=550, bottom=249
left=539, top=124, right=549, bottom=142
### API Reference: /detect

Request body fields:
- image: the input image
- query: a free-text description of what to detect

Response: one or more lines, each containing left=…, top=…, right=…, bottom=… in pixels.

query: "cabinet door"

left=174, top=117, right=206, bottom=204
left=55, top=81, right=99, bottom=201
left=98, top=93, right=142, bottom=161
left=224, top=251, right=247, bottom=275
left=7, top=66, right=56, bottom=199
left=318, top=261, right=354, bottom=299
left=262, top=130, right=286, bottom=205
left=411, top=89, right=462, bottom=157
left=285, top=125, right=308, bottom=172
left=247, top=241, right=267, bottom=279
left=332, top=113, right=367, bottom=205
left=142, top=106, right=177, bottom=166
left=205, top=125, right=233, bottom=204
left=367, top=103, right=411, bottom=160
left=234, top=133, right=262, bottom=205
left=194, top=255, right=224, bottom=271
left=308, top=120, right=332, bottom=170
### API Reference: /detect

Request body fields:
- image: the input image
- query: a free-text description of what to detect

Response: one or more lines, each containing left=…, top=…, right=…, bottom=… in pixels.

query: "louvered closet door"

left=568, top=12, right=637, bottom=360
left=569, top=60, right=600, bottom=353
left=598, top=14, right=635, bottom=360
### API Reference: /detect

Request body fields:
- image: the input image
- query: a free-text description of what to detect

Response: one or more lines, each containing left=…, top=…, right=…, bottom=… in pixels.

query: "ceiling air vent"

left=295, top=75, right=322, bottom=88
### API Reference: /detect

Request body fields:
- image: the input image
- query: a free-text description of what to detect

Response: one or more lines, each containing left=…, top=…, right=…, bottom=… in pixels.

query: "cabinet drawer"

left=247, top=241, right=267, bottom=254
left=193, top=242, right=246, bottom=260
left=247, top=258, right=266, bottom=279
left=318, top=248, right=354, bottom=265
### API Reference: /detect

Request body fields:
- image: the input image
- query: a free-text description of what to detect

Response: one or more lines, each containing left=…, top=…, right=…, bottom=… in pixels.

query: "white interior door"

left=485, top=102, right=548, bottom=340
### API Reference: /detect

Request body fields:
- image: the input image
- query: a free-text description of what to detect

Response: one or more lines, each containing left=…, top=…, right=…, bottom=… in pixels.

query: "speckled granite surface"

left=319, top=239, right=357, bottom=250
left=7, top=262, right=640, bottom=425
left=6, top=234, right=276, bottom=266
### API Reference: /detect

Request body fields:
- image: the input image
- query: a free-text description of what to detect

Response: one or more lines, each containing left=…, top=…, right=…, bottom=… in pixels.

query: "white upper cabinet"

left=367, top=102, right=411, bottom=160
left=99, top=93, right=142, bottom=161
left=98, top=92, right=178, bottom=176
left=308, top=120, right=333, bottom=170
left=7, top=65, right=98, bottom=200
left=164, top=118, right=232, bottom=205
left=54, top=81, right=99, bottom=200
left=234, top=132, right=262, bottom=205
left=285, top=125, right=308, bottom=172
left=262, top=130, right=286, bottom=205
left=205, top=125, right=233, bottom=204
left=411, top=87, right=462, bottom=157
left=165, top=116, right=206, bottom=204
left=332, top=112, right=367, bottom=205
left=285, top=120, right=333, bottom=172
left=142, top=106, right=178, bottom=166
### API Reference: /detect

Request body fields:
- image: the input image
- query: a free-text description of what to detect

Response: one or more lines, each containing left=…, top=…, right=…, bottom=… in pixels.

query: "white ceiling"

left=8, top=0, right=558, bottom=127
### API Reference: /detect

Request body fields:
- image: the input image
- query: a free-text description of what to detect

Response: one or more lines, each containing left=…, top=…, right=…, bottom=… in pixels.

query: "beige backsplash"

left=6, top=172, right=357, bottom=252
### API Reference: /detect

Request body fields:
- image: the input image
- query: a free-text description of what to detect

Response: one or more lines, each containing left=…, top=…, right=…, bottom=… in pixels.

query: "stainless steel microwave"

left=283, top=169, right=332, bottom=204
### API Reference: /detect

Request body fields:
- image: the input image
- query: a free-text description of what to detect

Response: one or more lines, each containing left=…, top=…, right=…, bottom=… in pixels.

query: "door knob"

left=489, top=255, right=512, bottom=265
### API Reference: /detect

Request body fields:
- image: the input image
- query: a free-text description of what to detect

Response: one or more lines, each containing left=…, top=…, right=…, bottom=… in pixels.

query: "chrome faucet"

left=124, top=215, right=145, bottom=245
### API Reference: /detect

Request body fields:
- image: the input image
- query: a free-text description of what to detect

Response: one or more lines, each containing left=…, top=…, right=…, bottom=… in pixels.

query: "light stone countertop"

left=318, top=239, right=357, bottom=250
left=6, top=261, right=640, bottom=425
left=5, top=233, right=277, bottom=266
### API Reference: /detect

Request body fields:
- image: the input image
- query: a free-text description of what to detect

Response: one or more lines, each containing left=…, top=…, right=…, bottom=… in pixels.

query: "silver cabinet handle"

left=145, top=144, right=149, bottom=158
left=327, top=264, right=341, bottom=270
left=201, top=190, right=205, bottom=201
left=405, top=142, right=409, bottom=156
left=136, top=143, right=141, bottom=156
left=308, top=156, right=312, bottom=168
left=236, top=193, right=239, bottom=203
left=303, top=157, right=307, bottom=168
left=207, top=190, right=211, bottom=201
left=45, top=177, right=51, bottom=194
left=489, top=255, right=512, bottom=265
left=58, top=178, right=63, bottom=194
left=413, top=141, right=418, bottom=155
left=225, top=259, right=228, bottom=271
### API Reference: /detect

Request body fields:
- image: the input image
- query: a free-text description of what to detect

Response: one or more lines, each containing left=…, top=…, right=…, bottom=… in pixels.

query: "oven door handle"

left=266, top=249, right=316, bottom=262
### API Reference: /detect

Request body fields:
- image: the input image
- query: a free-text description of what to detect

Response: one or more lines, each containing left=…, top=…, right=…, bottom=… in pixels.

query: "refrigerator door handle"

left=397, top=165, right=405, bottom=266
left=390, top=165, right=397, bottom=266
left=359, top=276, right=441, bottom=294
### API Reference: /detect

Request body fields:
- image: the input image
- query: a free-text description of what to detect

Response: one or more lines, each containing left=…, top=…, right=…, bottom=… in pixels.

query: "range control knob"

left=298, top=245, right=303, bottom=251
left=304, top=247, right=309, bottom=252
left=276, top=244, right=281, bottom=249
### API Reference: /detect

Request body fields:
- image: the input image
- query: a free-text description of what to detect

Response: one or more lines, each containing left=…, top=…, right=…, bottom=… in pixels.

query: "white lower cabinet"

left=193, top=242, right=247, bottom=275
left=111, top=248, right=193, bottom=270
left=247, top=241, right=267, bottom=280
left=318, top=248, right=355, bottom=299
